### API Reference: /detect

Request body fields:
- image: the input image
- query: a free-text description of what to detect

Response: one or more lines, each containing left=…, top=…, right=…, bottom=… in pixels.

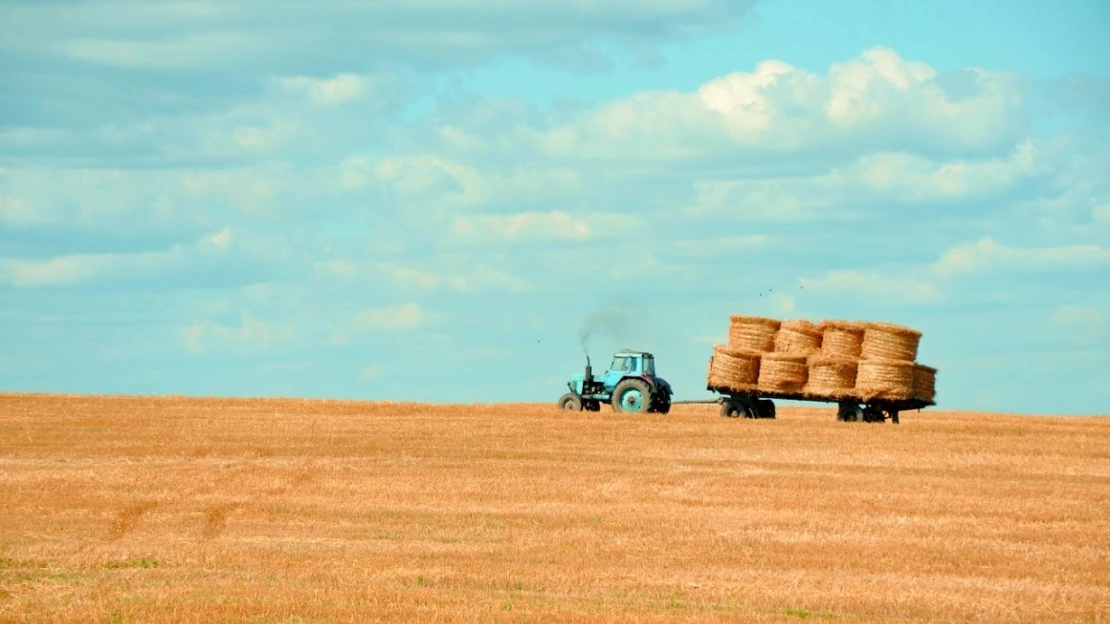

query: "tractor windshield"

left=643, top=356, right=655, bottom=376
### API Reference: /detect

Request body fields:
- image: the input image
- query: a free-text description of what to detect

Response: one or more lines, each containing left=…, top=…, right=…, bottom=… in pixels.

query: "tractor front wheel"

left=557, top=393, right=583, bottom=411
left=612, top=379, right=652, bottom=413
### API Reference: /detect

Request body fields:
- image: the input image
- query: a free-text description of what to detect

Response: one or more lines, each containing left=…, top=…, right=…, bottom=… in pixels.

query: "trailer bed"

left=685, top=385, right=936, bottom=423
left=706, top=385, right=934, bottom=412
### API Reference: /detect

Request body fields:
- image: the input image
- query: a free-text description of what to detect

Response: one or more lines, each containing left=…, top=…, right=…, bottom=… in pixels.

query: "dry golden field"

left=1, top=393, right=1108, bottom=623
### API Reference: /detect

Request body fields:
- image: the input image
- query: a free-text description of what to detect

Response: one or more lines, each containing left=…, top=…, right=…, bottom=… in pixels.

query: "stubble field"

left=0, top=393, right=1108, bottom=623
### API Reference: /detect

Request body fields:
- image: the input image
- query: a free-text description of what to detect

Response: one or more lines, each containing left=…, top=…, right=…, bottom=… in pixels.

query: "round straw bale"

left=855, top=358, right=915, bottom=401
left=803, top=355, right=858, bottom=399
left=818, top=319, right=865, bottom=359
left=913, top=363, right=937, bottom=402
left=773, top=319, right=823, bottom=355
left=707, top=345, right=761, bottom=391
left=728, top=315, right=781, bottom=352
left=757, top=352, right=808, bottom=393
left=859, top=321, right=922, bottom=361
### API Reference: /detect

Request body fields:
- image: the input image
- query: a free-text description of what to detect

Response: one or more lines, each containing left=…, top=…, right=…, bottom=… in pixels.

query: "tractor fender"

left=631, top=375, right=663, bottom=395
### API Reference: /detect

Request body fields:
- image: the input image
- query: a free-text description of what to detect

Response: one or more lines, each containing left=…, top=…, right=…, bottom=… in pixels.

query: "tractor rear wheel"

left=557, top=393, right=583, bottom=411
left=654, top=395, right=672, bottom=414
left=612, top=379, right=652, bottom=413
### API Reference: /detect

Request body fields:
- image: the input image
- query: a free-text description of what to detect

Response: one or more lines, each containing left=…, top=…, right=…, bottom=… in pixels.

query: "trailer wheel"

left=863, top=405, right=886, bottom=423
left=757, top=399, right=776, bottom=419
left=837, top=402, right=863, bottom=422
left=557, top=393, right=583, bottom=411
left=721, top=400, right=752, bottom=418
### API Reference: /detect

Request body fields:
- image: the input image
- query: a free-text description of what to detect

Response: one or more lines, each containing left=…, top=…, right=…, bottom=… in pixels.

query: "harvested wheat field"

left=1, top=394, right=1108, bottom=623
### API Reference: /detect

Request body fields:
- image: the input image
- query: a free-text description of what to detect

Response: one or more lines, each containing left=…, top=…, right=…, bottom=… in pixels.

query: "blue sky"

left=1, top=0, right=1108, bottom=415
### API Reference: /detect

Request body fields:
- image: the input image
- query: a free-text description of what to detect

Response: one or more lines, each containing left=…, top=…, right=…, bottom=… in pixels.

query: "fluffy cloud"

left=932, top=237, right=1110, bottom=277
left=511, top=47, right=1028, bottom=166
left=801, top=237, right=1110, bottom=305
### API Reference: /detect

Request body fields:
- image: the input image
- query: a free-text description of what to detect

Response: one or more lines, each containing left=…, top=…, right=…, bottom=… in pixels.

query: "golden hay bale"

left=804, top=355, right=858, bottom=399
left=757, top=353, right=808, bottom=393
left=855, top=359, right=915, bottom=401
left=859, top=321, right=922, bottom=361
left=773, top=319, right=823, bottom=355
left=913, top=364, right=937, bottom=402
left=728, top=315, right=781, bottom=352
left=818, top=319, right=865, bottom=359
left=706, top=345, right=761, bottom=391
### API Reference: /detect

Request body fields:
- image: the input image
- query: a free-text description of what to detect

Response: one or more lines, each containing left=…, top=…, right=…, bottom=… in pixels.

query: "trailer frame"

left=671, top=385, right=937, bottom=424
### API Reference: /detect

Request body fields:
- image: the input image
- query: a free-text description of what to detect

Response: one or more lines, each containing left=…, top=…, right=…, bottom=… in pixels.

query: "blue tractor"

left=558, top=349, right=673, bottom=413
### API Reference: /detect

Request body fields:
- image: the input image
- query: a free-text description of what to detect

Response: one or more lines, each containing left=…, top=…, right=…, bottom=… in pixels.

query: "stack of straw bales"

left=706, top=314, right=937, bottom=403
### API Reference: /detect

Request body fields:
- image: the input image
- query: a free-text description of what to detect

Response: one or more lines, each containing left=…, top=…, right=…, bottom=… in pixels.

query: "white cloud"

left=316, top=260, right=358, bottom=278
left=448, top=263, right=533, bottom=294
left=799, top=269, right=942, bottom=304
left=0, top=255, right=106, bottom=288
left=931, top=237, right=1110, bottom=278
left=1051, top=305, right=1107, bottom=347
left=207, top=226, right=232, bottom=250
left=451, top=211, right=639, bottom=244
left=799, top=236, right=1110, bottom=306
left=352, top=303, right=426, bottom=332
left=329, top=325, right=352, bottom=346
left=682, top=139, right=1044, bottom=220
left=672, top=235, right=770, bottom=256
left=530, top=46, right=1026, bottom=163
left=362, top=364, right=383, bottom=380
left=181, top=310, right=297, bottom=355
left=278, top=74, right=371, bottom=105
left=0, top=195, right=40, bottom=225
left=373, top=259, right=532, bottom=294
left=0, top=225, right=234, bottom=288
left=374, top=263, right=441, bottom=290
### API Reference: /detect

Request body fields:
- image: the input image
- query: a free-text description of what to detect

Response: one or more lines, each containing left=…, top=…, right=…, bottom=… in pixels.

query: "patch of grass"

left=105, top=557, right=160, bottom=569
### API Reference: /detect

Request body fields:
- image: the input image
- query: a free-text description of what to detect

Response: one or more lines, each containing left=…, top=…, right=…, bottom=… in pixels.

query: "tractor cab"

left=560, top=349, right=672, bottom=414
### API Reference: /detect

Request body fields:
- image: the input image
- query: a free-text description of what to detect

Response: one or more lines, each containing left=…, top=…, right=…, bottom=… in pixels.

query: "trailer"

left=673, top=385, right=935, bottom=424
left=557, top=349, right=933, bottom=423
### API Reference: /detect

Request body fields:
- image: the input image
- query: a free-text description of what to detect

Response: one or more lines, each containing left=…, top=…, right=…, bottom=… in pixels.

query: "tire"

left=720, top=400, right=751, bottom=418
left=757, top=399, right=776, bottom=419
left=652, top=394, right=671, bottom=414
left=863, top=405, right=885, bottom=423
left=557, top=393, right=583, bottom=411
left=612, top=378, right=652, bottom=413
left=838, top=403, right=862, bottom=422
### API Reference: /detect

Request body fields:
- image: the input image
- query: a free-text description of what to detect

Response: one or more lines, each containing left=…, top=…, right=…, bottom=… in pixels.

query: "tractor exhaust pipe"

left=585, top=355, right=592, bottom=381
